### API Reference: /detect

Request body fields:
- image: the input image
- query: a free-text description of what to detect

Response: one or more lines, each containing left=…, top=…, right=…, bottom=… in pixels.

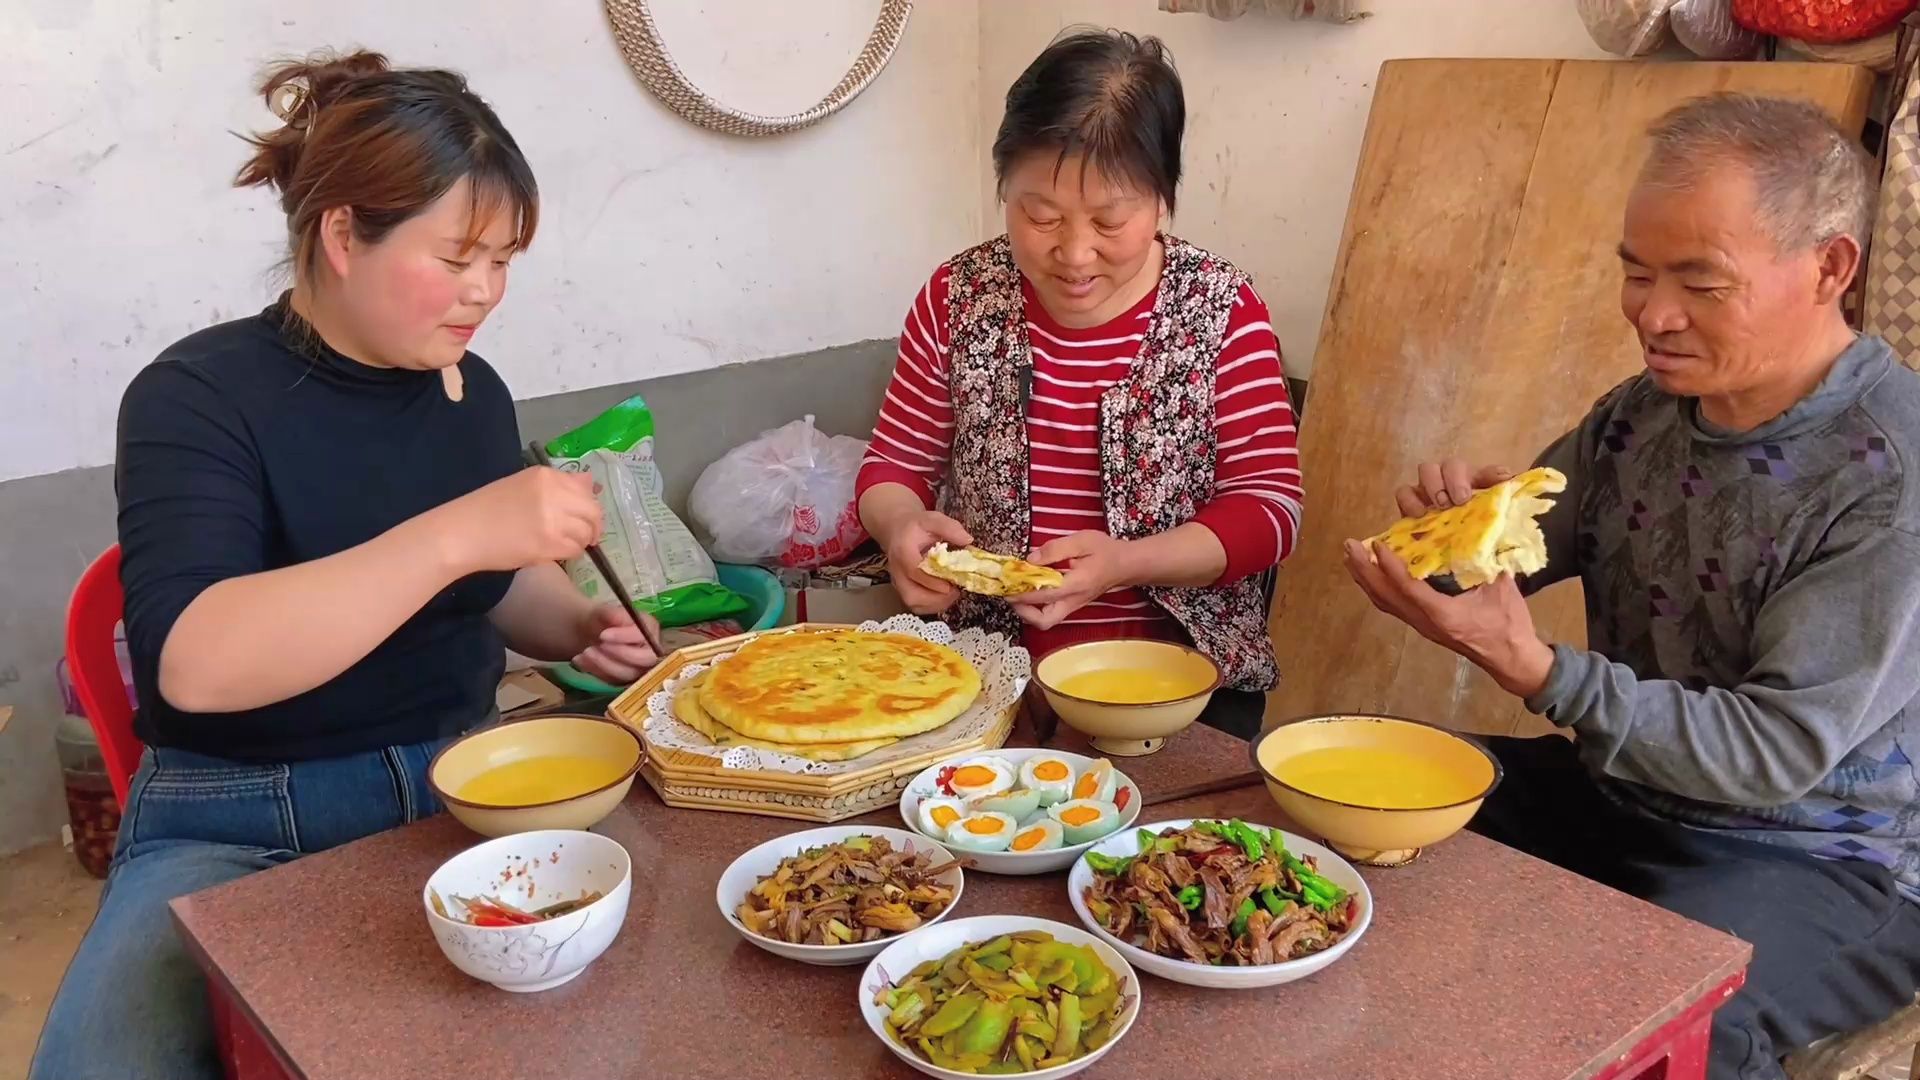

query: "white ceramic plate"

left=716, top=825, right=965, bottom=966
left=898, top=748, right=1141, bottom=875
left=1066, top=817, right=1373, bottom=990
left=423, top=829, right=632, bottom=992
left=858, top=915, right=1141, bottom=1080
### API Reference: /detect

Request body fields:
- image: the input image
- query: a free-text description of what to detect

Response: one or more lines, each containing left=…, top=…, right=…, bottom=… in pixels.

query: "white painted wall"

left=976, top=0, right=1611, bottom=379
left=1, top=0, right=1615, bottom=482
left=0, top=0, right=982, bottom=483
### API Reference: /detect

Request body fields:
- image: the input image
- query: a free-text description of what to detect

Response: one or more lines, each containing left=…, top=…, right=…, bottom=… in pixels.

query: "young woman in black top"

left=31, top=50, right=657, bottom=1080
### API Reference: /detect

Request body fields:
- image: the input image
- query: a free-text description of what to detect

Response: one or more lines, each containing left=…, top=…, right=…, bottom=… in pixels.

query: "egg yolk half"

left=1031, top=760, right=1070, bottom=782
left=953, top=765, right=999, bottom=788
left=1011, top=828, right=1048, bottom=851
left=963, top=817, right=1006, bottom=835
left=929, top=805, right=960, bottom=830
left=1058, top=805, right=1102, bottom=827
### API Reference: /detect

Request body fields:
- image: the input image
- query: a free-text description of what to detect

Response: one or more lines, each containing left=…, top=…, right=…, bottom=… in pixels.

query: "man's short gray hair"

left=1639, top=93, right=1874, bottom=251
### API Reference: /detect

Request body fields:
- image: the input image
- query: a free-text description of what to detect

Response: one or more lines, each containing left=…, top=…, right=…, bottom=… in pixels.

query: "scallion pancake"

left=670, top=671, right=898, bottom=761
left=699, top=629, right=981, bottom=744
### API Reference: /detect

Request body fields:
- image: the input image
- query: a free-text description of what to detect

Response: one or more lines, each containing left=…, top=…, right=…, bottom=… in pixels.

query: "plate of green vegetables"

left=1067, top=818, right=1372, bottom=990
left=860, top=916, right=1140, bottom=1078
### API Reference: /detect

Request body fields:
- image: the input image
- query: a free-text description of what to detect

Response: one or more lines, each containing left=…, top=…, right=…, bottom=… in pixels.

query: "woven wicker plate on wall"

left=602, top=0, right=914, bottom=137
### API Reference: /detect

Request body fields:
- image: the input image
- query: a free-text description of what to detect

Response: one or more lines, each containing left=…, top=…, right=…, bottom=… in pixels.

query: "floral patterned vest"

left=940, top=234, right=1280, bottom=691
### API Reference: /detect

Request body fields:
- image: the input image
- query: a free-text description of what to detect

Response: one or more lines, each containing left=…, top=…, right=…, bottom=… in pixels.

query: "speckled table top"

left=171, top=722, right=1749, bottom=1080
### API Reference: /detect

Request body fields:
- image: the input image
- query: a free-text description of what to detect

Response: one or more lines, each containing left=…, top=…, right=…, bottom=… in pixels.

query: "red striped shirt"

left=858, top=265, right=1303, bottom=657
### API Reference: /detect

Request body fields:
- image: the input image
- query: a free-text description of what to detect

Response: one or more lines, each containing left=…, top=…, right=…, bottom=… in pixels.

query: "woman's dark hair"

left=992, top=29, right=1184, bottom=212
left=235, top=49, right=538, bottom=281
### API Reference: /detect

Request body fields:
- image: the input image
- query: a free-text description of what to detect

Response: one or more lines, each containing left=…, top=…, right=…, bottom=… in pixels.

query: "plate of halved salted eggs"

left=899, top=748, right=1141, bottom=875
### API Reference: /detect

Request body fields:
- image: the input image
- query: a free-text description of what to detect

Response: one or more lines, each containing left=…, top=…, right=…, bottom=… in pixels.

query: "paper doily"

left=642, top=615, right=1029, bottom=775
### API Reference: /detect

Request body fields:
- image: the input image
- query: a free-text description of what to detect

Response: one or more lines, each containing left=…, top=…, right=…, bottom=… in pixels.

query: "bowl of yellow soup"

left=429, top=714, right=643, bottom=837
left=1033, top=639, right=1221, bottom=757
left=1250, top=714, right=1502, bottom=867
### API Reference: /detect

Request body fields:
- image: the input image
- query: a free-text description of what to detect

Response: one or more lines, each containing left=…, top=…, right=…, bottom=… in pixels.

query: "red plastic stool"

left=65, top=545, right=145, bottom=806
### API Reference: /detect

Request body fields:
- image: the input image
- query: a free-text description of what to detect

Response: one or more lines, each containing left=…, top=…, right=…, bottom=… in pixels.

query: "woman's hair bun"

left=237, top=49, right=391, bottom=194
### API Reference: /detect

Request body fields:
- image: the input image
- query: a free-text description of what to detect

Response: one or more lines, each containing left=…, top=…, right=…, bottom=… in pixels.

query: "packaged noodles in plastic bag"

left=542, top=396, right=750, bottom=628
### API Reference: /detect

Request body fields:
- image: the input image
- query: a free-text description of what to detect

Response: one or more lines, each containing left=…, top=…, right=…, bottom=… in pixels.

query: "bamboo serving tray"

left=605, top=622, right=1018, bottom=822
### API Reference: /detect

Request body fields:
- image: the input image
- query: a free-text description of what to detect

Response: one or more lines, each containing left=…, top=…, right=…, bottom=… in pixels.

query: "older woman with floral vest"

left=857, top=30, right=1303, bottom=735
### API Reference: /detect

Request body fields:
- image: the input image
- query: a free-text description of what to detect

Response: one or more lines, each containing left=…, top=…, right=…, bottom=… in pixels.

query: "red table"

left=172, top=723, right=1749, bottom=1080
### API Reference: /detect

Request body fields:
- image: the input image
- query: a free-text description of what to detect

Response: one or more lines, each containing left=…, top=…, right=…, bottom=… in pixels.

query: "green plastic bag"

left=543, top=396, right=750, bottom=628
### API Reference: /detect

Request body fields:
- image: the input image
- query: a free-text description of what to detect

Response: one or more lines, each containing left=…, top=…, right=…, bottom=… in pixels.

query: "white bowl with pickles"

left=898, top=748, right=1141, bottom=875
left=860, top=915, right=1141, bottom=1079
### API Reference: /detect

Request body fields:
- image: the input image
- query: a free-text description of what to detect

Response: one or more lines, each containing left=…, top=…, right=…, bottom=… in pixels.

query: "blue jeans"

left=29, top=740, right=451, bottom=1080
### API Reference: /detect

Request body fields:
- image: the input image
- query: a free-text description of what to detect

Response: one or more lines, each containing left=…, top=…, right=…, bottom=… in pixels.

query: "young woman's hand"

left=437, top=467, right=603, bottom=574
left=571, top=602, right=661, bottom=685
left=881, top=509, right=975, bottom=615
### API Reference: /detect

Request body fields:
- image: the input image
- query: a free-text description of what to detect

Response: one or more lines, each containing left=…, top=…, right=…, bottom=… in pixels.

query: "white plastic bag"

left=1671, top=0, right=1761, bottom=58
left=1577, top=0, right=1676, bottom=56
left=688, top=416, right=870, bottom=568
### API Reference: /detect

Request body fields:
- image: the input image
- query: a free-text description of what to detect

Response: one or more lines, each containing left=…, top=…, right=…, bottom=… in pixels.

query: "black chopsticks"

left=526, top=440, right=668, bottom=659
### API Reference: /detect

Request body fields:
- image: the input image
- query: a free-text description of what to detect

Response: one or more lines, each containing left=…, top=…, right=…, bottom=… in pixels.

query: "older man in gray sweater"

left=1347, top=95, right=1920, bottom=1079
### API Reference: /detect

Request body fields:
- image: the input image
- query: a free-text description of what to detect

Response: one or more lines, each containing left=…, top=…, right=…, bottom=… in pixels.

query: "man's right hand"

left=436, top=467, right=604, bottom=574
left=1395, top=460, right=1517, bottom=518
left=882, top=509, right=974, bottom=615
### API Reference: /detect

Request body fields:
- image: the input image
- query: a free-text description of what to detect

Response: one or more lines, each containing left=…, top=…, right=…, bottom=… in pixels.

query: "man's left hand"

left=572, top=602, right=662, bottom=685
left=1342, top=539, right=1556, bottom=698
left=1009, top=531, right=1139, bottom=631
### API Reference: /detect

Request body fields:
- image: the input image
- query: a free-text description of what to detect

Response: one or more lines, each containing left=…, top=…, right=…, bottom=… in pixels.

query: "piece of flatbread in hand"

left=913, top=538, right=1067, bottom=595
left=1366, top=467, right=1567, bottom=590
left=919, top=543, right=1065, bottom=597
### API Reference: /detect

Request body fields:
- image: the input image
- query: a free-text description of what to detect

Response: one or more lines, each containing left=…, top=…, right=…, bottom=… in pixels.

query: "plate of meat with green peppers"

left=1066, top=818, right=1372, bottom=989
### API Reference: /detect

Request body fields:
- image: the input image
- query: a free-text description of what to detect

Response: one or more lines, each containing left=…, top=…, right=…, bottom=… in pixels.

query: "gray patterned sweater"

left=1524, top=336, right=1920, bottom=896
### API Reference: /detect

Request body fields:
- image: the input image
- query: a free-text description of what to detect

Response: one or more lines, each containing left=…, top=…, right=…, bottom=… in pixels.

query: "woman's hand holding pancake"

left=1009, top=531, right=1136, bottom=630
left=437, top=467, right=604, bottom=573
left=886, top=509, right=975, bottom=614
left=882, top=513, right=975, bottom=614
left=858, top=482, right=977, bottom=615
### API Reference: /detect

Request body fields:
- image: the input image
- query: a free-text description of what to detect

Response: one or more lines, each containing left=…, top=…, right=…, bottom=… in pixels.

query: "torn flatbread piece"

left=919, top=543, right=1064, bottom=597
left=1366, top=467, right=1567, bottom=590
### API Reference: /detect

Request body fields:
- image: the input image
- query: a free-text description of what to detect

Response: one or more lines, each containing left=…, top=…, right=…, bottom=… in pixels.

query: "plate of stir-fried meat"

left=718, top=826, right=969, bottom=966
left=1068, top=819, right=1372, bottom=989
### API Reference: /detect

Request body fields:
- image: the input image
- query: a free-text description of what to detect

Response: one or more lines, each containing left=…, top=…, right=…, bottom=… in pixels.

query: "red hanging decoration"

left=1732, top=0, right=1917, bottom=43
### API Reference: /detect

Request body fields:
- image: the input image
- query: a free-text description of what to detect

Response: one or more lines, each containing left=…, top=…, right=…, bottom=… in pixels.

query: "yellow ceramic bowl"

left=1250, top=714, right=1501, bottom=866
left=429, top=714, right=642, bottom=838
left=1033, top=639, right=1221, bottom=757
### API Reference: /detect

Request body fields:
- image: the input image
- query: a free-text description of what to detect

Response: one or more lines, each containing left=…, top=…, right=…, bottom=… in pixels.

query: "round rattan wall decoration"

left=603, top=0, right=914, bottom=137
